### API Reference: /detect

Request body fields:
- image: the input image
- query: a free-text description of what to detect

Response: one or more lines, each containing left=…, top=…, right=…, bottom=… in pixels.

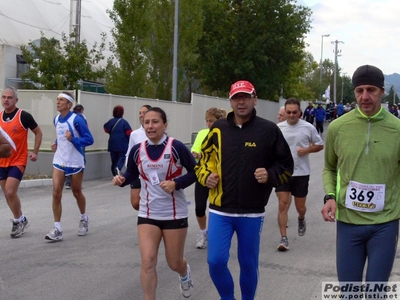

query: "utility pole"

left=70, top=0, right=82, bottom=45
left=341, top=73, right=347, bottom=102
left=69, top=0, right=82, bottom=99
left=172, top=0, right=179, bottom=102
left=331, top=40, right=344, bottom=104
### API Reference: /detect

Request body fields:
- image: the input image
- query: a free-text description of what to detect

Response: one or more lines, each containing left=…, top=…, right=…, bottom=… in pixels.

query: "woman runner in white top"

left=112, top=107, right=196, bottom=300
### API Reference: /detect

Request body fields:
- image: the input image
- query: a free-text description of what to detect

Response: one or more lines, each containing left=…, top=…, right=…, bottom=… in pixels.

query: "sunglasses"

left=285, top=111, right=298, bottom=115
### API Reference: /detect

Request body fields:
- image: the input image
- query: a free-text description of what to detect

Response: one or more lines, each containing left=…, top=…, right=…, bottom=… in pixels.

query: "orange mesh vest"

left=0, top=109, right=29, bottom=167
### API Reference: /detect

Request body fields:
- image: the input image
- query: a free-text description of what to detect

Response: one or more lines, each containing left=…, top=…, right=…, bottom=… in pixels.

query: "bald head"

left=277, top=106, right=287, bottom=123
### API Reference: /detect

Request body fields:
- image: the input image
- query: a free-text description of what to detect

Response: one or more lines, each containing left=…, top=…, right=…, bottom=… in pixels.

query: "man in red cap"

left=195, top=80, right=293, bottom=300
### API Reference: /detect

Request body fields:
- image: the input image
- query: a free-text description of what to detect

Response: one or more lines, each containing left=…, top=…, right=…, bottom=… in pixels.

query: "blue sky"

left=300, top=0, right=400, bottom=76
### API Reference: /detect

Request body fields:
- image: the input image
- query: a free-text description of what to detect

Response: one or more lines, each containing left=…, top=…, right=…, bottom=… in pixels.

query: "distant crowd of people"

left=389, top=103, right=400, bottom=118
left=297, top=100, right=359, bottom=137
left=2, top=63, right=400, bottom=299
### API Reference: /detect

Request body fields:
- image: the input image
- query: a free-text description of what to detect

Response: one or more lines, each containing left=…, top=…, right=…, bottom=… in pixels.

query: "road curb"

left=20, top=179, right=53, bottom=188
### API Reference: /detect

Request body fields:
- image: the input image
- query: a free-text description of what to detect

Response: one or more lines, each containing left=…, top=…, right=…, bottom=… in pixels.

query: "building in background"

left=0, top=0, right=114, bottom=89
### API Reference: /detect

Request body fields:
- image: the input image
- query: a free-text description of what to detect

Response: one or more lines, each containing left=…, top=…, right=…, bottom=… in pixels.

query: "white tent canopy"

left=0, top=0, right=114, bottom=62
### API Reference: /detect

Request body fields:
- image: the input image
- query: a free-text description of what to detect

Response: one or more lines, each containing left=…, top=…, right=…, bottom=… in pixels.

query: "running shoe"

left=45, top=227, right=63, bottom=241
left=196, top=232, right=208, bottom=249
left=179, top=264, right=194, bottom=298
left=298, top=218, right=306, bottom=236
left=78, top=218, right=89, bottom=236
left=10, top=217, right=29, bottom=238
left=277, top=236, right=289, bottom=251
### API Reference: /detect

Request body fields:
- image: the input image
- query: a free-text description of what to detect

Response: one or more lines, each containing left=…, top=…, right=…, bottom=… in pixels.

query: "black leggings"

left=315, top=121, right=324, bottom=134
left=194, top=181, right=209, bottom=217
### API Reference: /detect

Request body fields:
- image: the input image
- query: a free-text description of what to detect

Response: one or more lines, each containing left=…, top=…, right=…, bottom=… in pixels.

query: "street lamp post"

left=320, top=34, right=330, bottom=100
left=70, top=0, right=82, bottom=45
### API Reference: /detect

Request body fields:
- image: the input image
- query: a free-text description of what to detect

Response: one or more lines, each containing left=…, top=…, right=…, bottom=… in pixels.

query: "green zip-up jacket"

left=323, top=107, right=400, bottom=224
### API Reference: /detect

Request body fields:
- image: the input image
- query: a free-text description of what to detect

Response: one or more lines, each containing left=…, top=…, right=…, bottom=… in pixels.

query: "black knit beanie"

left=352, top=65, right=384, bottom=90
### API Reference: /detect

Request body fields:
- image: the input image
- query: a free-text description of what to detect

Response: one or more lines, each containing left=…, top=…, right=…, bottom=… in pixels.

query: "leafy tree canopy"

left=20, top=32, right=106, bottom=90
left=196, top=0, right=312, bottom=100
left=106, top=0, right=312, bottom=101
left=106, top=0, right=203, bottom=102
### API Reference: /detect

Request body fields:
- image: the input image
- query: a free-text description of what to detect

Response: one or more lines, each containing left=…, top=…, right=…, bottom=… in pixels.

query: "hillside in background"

left=385, top=73, right=400, bottom=95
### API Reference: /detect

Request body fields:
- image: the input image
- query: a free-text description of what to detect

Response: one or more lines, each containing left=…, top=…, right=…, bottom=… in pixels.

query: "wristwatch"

left=324, top=195, right=335, bottom=204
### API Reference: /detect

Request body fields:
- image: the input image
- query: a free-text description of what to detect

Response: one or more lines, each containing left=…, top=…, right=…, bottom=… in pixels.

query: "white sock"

left=180, top=273, right=188, bottom=281
left=200, top=229, right=208, bottom=235
left=80, top=214, right=88, bottom=221
left=13, top=215, right=25, bottom=223
left=180, top=264, right=190, bottom=281
left=54, top=222, right=62, bottom=231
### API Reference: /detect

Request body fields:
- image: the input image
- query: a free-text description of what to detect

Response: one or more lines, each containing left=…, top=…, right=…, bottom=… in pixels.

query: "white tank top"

left=53, top=114, right=85, bottom=168
left=137, top=137, right=188, bottom=220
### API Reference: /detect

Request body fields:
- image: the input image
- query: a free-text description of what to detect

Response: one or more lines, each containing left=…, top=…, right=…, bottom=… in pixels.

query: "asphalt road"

left=1, top=147, right=400, bottom=300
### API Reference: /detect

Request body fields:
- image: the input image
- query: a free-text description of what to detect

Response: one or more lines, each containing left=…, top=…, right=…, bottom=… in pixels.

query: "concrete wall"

left=4, top=90, right=298, bottom=180
left=25, top=151, right=112, bottom=181
left=0, top=45, right=4, bottom=87
left=12, top=90, right=288, bottom=150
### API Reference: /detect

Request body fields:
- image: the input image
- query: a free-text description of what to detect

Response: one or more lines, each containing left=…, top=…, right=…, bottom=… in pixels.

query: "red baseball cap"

left=229, top=80, right=256, bottom=99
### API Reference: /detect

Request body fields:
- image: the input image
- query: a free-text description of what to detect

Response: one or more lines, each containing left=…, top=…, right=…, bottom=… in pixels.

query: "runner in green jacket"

left=322, top=65, right=400, bottom=287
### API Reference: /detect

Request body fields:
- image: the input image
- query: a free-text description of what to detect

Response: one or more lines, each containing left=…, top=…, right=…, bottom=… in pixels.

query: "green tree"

left=319, top=59, right=335, bottom=100
left=195, top=0, right=312, bottom=100
left=105, top=0, right=151, bottom=97
left=20, top=32, right=106, bottom=90
left=176, top=0, right=204, bottom=102
left=340, top=75, right=354, bottom=104
left=383, top=86, right=400, bottom=105
left=106, top=0, right=203, bottom=102
left=282, top=51, right=318, bottom=100
left=298, top=54, right=354, bottom=104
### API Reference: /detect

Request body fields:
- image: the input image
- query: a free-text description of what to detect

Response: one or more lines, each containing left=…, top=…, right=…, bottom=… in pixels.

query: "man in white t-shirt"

left=125, top=104, right=151, bottom=210
left=276, top=98, right=324, bottom=251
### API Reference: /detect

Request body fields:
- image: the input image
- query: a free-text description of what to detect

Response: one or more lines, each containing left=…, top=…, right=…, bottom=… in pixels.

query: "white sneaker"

left=45, top=227, right=63, bottom=241
left=179, top=264, right=193, bottom=298
left=10, top=217, right=29, bottom=238
left=277, top=236, right=289, bottom=251
left=78, top=218, right=89, bottom=236
left=196, top=232, right=208, bottom=249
